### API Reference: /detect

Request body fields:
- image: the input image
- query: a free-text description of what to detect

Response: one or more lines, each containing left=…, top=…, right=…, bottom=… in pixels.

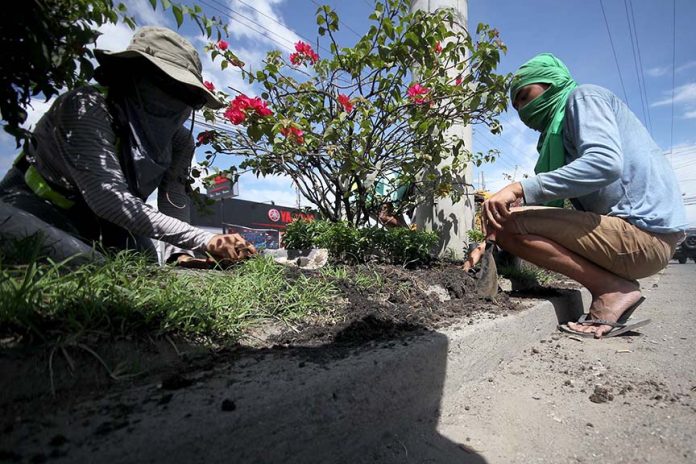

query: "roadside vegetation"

left=0, top=236, right=340, bottom=346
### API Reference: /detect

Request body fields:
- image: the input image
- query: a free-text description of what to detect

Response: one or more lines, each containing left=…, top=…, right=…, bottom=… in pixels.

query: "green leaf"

left=149, top=0, right=157, bottom=8
left=172, top=5, right=183, bottom=27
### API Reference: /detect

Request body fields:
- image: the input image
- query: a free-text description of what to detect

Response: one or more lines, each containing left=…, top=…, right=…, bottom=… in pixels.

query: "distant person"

left=0, top=27, right=256, bottom=265
left=480, top=53, right=686, bottom=338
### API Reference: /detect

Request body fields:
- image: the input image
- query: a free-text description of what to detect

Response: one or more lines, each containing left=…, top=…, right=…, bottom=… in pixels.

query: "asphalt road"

left=437, top=262, right=696, bottom=464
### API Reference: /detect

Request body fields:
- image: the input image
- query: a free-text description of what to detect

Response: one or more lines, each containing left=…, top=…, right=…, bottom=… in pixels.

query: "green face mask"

left=510, top=54, right=577, bottom=207
left=517, top=83, right=555, bottom=131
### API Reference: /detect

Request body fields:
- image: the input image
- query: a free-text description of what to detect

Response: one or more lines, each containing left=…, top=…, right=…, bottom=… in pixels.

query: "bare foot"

left=567, top=280, right=642, bottom=338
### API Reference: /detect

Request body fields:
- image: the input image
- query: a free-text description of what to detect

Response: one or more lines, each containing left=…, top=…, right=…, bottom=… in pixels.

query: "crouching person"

left=0, top=27, right=255, bottom=265
left=483, top=53, right=686, bottom=339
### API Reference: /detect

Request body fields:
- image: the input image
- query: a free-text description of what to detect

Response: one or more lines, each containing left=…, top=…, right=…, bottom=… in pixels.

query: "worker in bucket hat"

left=0, top=27, right=256, bottom=265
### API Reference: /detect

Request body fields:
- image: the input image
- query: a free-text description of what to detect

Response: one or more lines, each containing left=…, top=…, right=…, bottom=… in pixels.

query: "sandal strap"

left=577, top=314, right=626, bottom=328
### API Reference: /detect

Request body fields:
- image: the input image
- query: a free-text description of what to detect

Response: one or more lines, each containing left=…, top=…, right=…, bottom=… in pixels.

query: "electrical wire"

left=627, top=0, right=653, bottom=135
left=309, top=0, right=363, bottom=38
left=599, top=0, right=631, bottom=108
left=623, top=0, right=650, bottom=133
left=670, top=0, right=676, bottom=154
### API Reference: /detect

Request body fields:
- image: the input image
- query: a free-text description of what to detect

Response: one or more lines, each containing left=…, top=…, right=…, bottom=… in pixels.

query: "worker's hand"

left=175, top=254, right=214, bottom=269
left=483, top=182, right=524, bottom=234
left=206, top=233, right=257, bottom=261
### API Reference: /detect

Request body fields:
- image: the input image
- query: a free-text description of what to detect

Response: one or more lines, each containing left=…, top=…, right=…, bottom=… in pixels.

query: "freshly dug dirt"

left=270, top=261, right=519, bottom=347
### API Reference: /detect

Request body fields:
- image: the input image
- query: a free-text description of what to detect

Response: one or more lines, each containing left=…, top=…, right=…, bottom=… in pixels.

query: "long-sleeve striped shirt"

left=26, top=86, right=214, bottom=251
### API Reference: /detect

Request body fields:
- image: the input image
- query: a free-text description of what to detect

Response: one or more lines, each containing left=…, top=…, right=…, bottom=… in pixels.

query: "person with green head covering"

left=479, top=53, right=686, bottom=339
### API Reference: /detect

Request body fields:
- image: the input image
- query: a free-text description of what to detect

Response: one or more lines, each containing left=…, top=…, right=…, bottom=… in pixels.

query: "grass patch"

left=320, top=265, right=385, bottom=292
left=498, top=262, right=554, bottom=287
left=0, top=243, right=337, bottom=345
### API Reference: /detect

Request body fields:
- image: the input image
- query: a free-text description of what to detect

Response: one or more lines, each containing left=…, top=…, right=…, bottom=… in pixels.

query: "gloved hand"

left=205, top=233, right=257, bottom=261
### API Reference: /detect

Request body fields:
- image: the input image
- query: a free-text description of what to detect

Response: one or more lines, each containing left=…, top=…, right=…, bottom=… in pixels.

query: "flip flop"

left=558, top=296, right=650, bottom=338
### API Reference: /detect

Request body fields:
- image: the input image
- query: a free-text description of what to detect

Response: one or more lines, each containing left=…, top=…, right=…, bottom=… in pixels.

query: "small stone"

left=221, top=399, right=236, bottom=412
left=464, top=406, right=470, bottom=411
left=589, top=386, right=614, bottom=404
left=586, top=422, right=594, bottom=428
left=532, top=347, right=540, bottom=354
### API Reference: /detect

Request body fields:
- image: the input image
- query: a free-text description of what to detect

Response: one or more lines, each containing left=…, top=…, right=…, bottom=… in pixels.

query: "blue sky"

left=2, top=0, right=695, bottom=223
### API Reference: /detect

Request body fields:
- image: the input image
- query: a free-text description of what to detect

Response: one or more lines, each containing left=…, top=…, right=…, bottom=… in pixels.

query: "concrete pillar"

left=411, top=0, right=474, bottom=259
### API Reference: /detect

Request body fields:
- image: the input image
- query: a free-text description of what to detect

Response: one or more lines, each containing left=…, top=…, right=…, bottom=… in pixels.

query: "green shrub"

left=283, top=219, right=438, bottom=265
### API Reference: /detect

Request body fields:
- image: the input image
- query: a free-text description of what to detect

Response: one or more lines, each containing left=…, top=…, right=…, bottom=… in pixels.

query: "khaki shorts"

left=507, top=207, right=683, bottom=280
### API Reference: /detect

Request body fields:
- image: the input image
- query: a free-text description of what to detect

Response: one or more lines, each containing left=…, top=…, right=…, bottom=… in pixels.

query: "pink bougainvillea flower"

left=249, top=96, right=273, bottom=117
left=280, top=126, right=304, bottom=144
left=434, top=41, right=443, bottom=54
left=217, top=39, right=229, bottom=51
left=289, top=41, right=319, bottom=66
left=203, top=81, right=215, bottom=92
left=337, top=94, right=353, bottom=113
left=407, top=83, right=430, bottom=105
left=224, top=94, right=273, bottom=124
left=197, top=131, right=215, bottom=145
left=224, top=106, right=246, bottom=125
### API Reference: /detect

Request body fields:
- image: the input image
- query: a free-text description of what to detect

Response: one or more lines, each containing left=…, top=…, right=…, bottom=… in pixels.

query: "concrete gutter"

left=25, top=288, right=591, bottom=463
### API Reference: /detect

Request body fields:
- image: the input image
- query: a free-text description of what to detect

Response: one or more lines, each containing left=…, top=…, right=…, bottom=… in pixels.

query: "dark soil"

left=272, top=261, right=519, bottom=347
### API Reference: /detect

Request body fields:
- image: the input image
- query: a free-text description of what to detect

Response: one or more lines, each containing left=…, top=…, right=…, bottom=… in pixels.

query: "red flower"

left=223, top=94, right=273, bottom=124
left=290, top=41, right=319, bottom=66
left=249, top=97, right=273, bottom=117
left=434, top=41, right=443, bottom=54
left=407, top=83, right=430, bottom=105
left=217, top=40, right=229, bottom=51
left=203, top=81, right=215, bottom=92
left=455, top=75, right=463, bottom=86
left=337, top=94, right=353, bottom=113
left=197, top=131, right=215, bottom=145
left=280, top=126, right=304, bottom=144
left=289, top=52, right=302, bottom=65
left=224, top=106, right=246, bottom=124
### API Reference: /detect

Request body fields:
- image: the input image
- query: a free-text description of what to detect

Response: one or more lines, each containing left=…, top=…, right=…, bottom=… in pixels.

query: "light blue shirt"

left=520, top=84, right=687, bottom=234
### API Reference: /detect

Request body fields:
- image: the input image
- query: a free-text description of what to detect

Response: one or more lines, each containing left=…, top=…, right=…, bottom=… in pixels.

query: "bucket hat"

left=95, top=26, right=223, bottom=109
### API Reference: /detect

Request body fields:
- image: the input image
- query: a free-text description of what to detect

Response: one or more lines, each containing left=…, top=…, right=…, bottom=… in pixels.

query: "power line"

left=670, top=0, right=676, bottom=154
left=309, top=0, right=362, bottom=38
left=599, top=0, right=631, bottom=108
left=234, top=0, right=325, bottom=51
left=627, top=0, right=653, bottom=135
left=623, top=0, right=652, bottom=134
left=201, top=0, right=299, bottom=52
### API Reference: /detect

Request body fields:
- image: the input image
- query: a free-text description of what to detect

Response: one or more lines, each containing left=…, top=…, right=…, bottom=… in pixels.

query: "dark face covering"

left=114, top=75, right=192, bottom=200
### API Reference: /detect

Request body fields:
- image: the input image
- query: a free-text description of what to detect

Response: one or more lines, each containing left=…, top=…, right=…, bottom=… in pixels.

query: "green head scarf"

left=511, top=53, right=577, bottom=206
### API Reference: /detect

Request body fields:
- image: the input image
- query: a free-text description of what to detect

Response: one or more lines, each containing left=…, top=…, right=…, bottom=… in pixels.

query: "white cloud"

left=677, top=60, right=696, bottom=73
left=645, top=61, right=696, bottom=78
left=646, top=66, right=668, bottom=78
left=684, top=110, right=696, bottom=119
left=228, top=0, right=302, bottom=52
left=94, top=21, right=135, bottom=52
left=652, top=82, right=696, bottom=107
left=125, top=0, right=170, bottom=27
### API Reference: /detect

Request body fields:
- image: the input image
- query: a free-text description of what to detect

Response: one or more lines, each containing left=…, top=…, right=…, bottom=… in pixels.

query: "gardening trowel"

left=463, top=240, right=498, bottom=299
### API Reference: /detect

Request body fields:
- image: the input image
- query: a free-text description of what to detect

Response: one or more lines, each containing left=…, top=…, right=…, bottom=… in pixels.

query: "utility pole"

left=411, top=0, right=474, bottom=259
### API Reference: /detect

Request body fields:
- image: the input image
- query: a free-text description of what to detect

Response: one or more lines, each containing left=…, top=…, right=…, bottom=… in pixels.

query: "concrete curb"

left=50, top=288, right=592, bottom=464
